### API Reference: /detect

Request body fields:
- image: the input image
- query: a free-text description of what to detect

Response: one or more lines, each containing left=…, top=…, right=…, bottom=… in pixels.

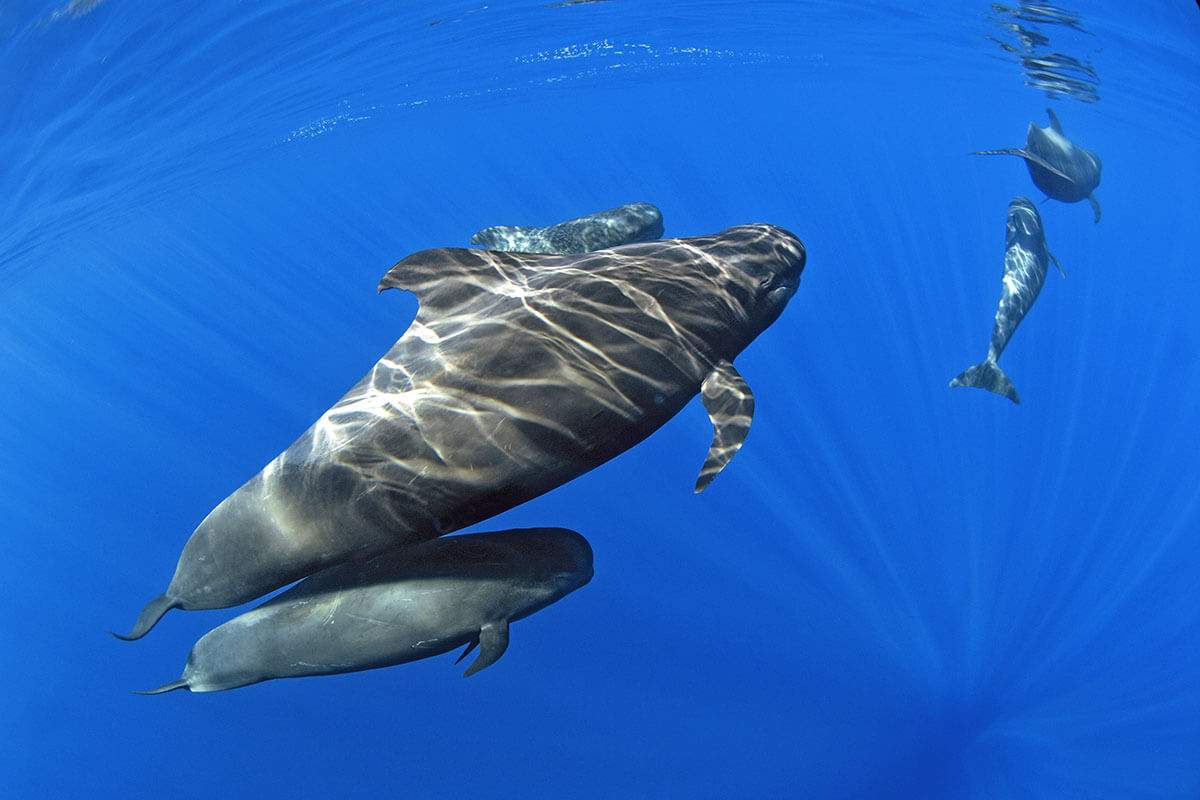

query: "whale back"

left=176, top=529, right=593, bottom=691
left=470, top=202, right=665, bottom=254
left=160, top=227, right=801, bottom=614
left=1024, top=120, right=1101, bottom=201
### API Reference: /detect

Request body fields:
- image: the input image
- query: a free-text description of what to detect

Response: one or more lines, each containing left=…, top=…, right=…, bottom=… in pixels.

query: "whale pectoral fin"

left=695, top=359, right=755, bottom=494
left=972, top=148, right=1072, bottom=181
left=1019, top=151, right=1074, bottom=181
left=377, top=247, right=567, bottom=317
left=463, top=619, right=509, bottom=677
left=1046, top=107, right=1063, bottom=134
left=1088, top=194, right=1101, bottom=223
left=1050, top=250, right=1067, bottom=278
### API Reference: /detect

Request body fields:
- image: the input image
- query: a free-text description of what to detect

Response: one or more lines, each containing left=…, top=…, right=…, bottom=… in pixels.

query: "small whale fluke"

left=133, top=679, right=189, bottom=695
left=949, top=359, right=1019, bottom=404
left=971, top=147, right=1072, bottom=181
left=112, top=594, right=178, bottom=641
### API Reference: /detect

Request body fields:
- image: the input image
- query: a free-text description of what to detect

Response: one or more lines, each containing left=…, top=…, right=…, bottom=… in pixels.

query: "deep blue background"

left=1, top=2, right=1197, bottom=797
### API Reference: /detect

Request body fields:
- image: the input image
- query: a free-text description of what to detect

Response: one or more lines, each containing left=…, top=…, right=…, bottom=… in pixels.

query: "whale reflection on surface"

left=988, top=1, right=1099, bottom=104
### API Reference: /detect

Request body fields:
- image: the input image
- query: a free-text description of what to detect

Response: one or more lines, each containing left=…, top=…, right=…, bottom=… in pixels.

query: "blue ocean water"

left=2, top=1, right=1198, bottom=797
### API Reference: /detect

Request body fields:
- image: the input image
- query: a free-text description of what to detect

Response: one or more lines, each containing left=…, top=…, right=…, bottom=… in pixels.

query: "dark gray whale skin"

left=974, top=108, right=1102, bottom=222
left=469, top=202, right=664, bottom=254
left=950, top=197, right=1063, bottom=403
left=119, top=224, right=805, bottom=638
left=137, top=528, right=593, bottom=694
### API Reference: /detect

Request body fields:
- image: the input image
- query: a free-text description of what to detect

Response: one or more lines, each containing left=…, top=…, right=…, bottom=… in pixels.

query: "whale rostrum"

left=118, top=224, right=805, bottom=638
left=973, top=107, right=1102, bottom=223
left=136, top=529, right=593, bottom=693
left=469, top=202, right=664, bottom=254
left=950, top=197, right=1063, bottom=403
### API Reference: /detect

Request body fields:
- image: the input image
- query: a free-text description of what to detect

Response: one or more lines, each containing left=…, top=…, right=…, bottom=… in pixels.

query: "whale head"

left=405, top=528, right=593, bottom=598
left=1007, top=196, right=1044, bottom=237
left=503, top=527, right=594, bottom=596
left=703, top=224, right=806, bottom=350
left=609, top=201, right=664, bottom=242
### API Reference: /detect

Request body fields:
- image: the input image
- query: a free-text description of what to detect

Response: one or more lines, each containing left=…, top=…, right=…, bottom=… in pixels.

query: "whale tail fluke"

left=949, top=359, right=1020, bottom=404
left=111, top=594, right=178, bottom=641
left=971, top=147, right=1073, bottom=181
left=133, top=679, right=189, bottom=696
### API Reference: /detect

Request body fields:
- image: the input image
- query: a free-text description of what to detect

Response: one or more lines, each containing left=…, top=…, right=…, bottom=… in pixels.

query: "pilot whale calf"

left=137, top=529, right=593, bottom=694
left=951, top=197, right=1064, bottom=403
left=118, top=223, right=805, bottom=638
left=974, top=108, right=1102, bottom=222
left=469, top=202, right=664, bottom=254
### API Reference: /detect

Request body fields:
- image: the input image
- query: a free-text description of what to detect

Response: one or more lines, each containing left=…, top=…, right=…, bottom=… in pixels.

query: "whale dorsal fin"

left=463, top=619, right=509, bottom=677
left=378, top=248, right=563, bottom=318
left=1046, top=107, right=1063, bottom=134
left=972, top=148, right=1073, bottom=181
left=695, top=359, right=754, bottom=493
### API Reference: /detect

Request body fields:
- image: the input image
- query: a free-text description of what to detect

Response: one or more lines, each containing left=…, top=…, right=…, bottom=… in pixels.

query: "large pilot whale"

left=469, top=202, right=664, bottom=254
left=974, top=108, right=1102, bottom=222
left=136, top=529, right=593, bottom=694
left=950, top=197, right=1064, bottom=403
left=118, top=224, right=805, bottom=639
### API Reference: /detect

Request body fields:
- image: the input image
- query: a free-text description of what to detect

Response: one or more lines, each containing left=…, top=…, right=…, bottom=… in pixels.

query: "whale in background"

left=469, top=202, right=664, bottom=253
left=950, top=197, right=1064, bottom=403
left=136, top=529, right=593, bottom=694
left=974, top=108, right=1102, bottom=222
left=116, top=224, right=804, bottom=639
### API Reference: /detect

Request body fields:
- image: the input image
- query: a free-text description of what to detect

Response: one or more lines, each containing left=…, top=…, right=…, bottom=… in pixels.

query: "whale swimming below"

left=974, top=108, right=1102, bottom=223
left=950, top=196, right=1064, bottom=403
left=136, top=528, right=593, bottom=694
left=117, top=224, right=805, bottom=639
left=469, top=202, right=664, bottom=254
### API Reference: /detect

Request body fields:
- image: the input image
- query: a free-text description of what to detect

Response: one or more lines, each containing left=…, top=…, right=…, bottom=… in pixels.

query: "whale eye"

left=757, top=273, right=776, bottom=293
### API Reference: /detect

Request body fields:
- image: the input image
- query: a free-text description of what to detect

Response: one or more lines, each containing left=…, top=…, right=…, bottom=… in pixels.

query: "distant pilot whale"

left=951, top=197, right=1064, bottom=403
left=974, top=108, right=1102, bottom=222
left=469, top=202, right=664, bottom=253
left=136, top=529, right=593, bottom=694
left=117, top=224, right=805, bottom=639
